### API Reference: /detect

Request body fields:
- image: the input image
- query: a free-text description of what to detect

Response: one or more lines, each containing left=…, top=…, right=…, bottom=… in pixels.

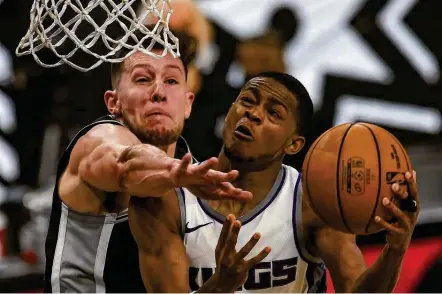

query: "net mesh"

left=16, top=0, right=180, bottom=71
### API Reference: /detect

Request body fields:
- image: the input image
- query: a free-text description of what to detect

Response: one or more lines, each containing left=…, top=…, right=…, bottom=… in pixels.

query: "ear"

left=104, top=90, right=122, bottom=116
left=184, top=91, right=195, bottom=119
left=284, top=135, right=305, bottom=155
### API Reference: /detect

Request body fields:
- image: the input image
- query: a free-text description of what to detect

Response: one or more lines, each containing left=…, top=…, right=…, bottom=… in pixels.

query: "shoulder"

left=281, top=164, right=302, bottom=190
left=79, top=122, right=140, bottom=146
left=282, top=164, right=301, bottom=178
left=284, top=166, right=355, bottom=259
left=290, top=163, right=329, bottom=252
left=71, top=123, right=139, bottom=160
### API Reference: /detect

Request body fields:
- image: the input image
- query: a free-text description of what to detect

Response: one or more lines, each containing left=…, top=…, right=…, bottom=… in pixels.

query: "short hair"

left=251, top=71, right=314, bottom=135
left=110, top=26, right=197, bottom=89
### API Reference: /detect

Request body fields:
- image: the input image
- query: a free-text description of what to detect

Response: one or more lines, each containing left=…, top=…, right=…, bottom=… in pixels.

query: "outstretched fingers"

left=203, top=169, right=239, bottom=184
left=375, top=216, right=406, bottom=234
left=192, top=157, right=219, bottom=175
left=236, top=233, right=261, bottom=262
left=235, top=233, right=271, bottom=269
left=226, top=219, right=241, bottom=253
left=405, top=171, right=419, bottom=211
left=216, top=214, right=235, bottom=259
left=243, top=245, right=271, bottom=270
left=177, top=153, right=193, bottom=174
left=375, top=197, right=411, bottom=233
left=216, top=182, right=253, bottom=201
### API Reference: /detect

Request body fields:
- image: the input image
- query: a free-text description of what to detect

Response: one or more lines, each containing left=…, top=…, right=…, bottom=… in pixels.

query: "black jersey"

left=44, top=115, right=193, bottom=293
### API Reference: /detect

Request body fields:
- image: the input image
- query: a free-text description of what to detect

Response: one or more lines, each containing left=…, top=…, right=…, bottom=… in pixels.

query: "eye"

left=269, top=109, right=281, bottom=119
left=166, top=78, right=178, bottom=85
left=136, top=76, right=151, bottom=83
left=240, top=97, right=254, bottom=106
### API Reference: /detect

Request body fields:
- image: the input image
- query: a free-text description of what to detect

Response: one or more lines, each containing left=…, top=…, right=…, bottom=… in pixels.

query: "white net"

left=16, top=0, right=180, bottom=72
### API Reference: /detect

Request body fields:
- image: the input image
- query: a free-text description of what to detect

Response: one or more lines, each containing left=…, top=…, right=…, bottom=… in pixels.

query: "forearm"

left=351, top=245, right=405, bottom=293
left=80, top=143, right=178, bottom=197
left=118, top=144, right=178, bottom=197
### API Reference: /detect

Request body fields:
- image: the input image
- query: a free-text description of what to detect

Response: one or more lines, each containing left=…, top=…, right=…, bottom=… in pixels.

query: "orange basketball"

left=302, top=122, right=412, bottom=235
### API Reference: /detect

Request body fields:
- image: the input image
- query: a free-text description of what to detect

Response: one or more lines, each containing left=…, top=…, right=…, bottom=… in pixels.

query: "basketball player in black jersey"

left=130, top=71, right=420, bottom=293
left=43, top=31, right=254, bottom=293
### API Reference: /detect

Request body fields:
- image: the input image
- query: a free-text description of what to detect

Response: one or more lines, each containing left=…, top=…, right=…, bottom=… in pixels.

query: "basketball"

left=302, top=122, right=412, bottom=235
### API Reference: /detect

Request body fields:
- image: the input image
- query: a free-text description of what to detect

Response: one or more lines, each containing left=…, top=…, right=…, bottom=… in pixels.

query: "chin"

left=224, top=145, right=256, bottom=163
left=133, top=124, right=180, bottom=146
left=144, top=123, right=170, bottom=133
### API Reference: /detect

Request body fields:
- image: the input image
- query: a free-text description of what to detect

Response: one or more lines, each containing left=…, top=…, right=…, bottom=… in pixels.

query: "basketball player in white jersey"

left=129, top=71, right=420, bottom=293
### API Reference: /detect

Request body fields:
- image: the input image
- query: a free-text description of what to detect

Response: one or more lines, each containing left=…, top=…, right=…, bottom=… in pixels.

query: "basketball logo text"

left=390, top=144, right=401, bottom=169
left=346, top=157, right=365, bottom=195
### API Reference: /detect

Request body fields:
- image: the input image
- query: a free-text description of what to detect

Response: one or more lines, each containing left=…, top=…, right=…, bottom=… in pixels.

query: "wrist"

left=209, top=272, right=230, bottom=292
left=166, top=158, right=181, bottom=185
left=385, top=244, right=407, bottom=258
left=199, top=272, right=234, bottom=293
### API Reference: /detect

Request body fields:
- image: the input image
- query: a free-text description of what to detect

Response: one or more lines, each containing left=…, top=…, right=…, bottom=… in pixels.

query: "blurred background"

left=0, top=0, right=441, bottom=292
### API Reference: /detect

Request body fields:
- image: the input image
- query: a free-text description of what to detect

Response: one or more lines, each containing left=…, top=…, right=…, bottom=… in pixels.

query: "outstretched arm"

left=63, top=123, right=250, bottom=200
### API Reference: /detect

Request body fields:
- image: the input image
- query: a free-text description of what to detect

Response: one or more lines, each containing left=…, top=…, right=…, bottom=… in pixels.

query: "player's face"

left=110, top=51, right=194, bottom=146
left=223, top=77, right=304, bottom=165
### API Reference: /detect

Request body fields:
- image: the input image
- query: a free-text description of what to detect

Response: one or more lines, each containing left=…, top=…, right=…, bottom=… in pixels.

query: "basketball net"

left=16, top=0, right=180, bottom=72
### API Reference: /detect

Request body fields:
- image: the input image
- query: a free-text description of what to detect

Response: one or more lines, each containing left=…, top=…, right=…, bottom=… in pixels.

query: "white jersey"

left=177, top=165, right=327, bottom=293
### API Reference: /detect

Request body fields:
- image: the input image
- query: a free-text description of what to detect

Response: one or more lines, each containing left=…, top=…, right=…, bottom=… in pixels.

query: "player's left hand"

left=187, top=181, right=253, bottom=201
left=173, top=154, right=253, bottom=201
left=212, top=214, right=271, bottom=292
left=374, top=170, right=419, bottom=253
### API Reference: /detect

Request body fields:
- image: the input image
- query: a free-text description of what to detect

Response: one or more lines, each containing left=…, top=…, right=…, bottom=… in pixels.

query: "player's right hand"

left=170, top=153, right=253, bottom=201
left=212, top=214, right=271, bottom=292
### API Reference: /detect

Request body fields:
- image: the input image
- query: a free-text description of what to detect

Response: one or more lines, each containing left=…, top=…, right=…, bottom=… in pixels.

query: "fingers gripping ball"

left=302, top=123, right=414, bottom=235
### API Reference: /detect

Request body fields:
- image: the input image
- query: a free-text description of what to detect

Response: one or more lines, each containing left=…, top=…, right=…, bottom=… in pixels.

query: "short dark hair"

left=110, top=26, right=197, bottom=88
left=252, top=71, right=314, bottom=135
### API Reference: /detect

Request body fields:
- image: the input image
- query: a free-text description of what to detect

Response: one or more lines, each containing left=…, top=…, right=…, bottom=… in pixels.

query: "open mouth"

left=234, top=125, right=254, bottom=141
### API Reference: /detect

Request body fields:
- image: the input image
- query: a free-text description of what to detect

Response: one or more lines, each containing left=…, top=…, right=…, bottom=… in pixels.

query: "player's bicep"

left=129, top=194, right=188, bottom=292
left=138, top=231, right=189, bottom=293
left=314, top=226, right=367, bottom=293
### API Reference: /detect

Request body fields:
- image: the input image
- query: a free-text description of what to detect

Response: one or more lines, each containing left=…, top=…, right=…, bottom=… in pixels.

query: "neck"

left=217, top=147, right=283, bottom=209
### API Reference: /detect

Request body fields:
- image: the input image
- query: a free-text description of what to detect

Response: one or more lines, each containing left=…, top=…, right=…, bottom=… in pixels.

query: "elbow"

left=115, top=145, right=137, bottom=190
left=115, top=145, right=143, bottom=190
left=78, top=157, right=90, bottom=179
left=116, top=162, right=130, bottom=192
left=78, top=144, right=123, bottom=191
